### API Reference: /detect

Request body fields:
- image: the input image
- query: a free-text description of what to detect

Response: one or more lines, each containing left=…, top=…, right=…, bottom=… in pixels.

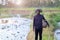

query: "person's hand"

left=33, top=28, right=35, bottom=31
left=33, top=26, right=35, bottom=31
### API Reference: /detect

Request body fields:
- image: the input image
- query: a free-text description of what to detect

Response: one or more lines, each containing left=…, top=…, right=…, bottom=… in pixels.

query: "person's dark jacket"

left=33, top=14, right=49, bottom=29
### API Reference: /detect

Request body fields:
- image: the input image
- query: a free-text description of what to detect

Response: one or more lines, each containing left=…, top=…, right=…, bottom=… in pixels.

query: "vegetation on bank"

left=0, top=7, right=60, bottom=40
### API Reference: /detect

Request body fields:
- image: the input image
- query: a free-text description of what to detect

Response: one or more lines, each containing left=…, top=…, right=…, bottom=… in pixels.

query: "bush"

left=48, top=13, right=60, bottom=29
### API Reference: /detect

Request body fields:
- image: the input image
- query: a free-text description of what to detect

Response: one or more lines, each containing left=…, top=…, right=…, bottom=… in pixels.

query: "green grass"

left=43, top=35, right=53, bottom=40
left=0, top=8, right=35, bottom=10
left=0, top=7, right=60, bottom=11
left=42, top=7, right=60, bottom=10
left=0, top=7, right=60, bottom=40
left=42, top=11, right=60, bottom=40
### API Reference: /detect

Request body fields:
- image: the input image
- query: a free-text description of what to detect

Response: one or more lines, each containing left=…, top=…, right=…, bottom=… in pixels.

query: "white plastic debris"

left=54, top=29, right=60, bottom=40
left=0, top=17, right=31, bottom=40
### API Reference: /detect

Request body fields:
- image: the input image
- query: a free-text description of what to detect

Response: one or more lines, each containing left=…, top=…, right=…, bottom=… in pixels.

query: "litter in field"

left=0, top=17, right=31, bottom=40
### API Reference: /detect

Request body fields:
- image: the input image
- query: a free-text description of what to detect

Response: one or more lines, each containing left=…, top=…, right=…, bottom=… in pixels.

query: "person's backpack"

left=42, top=20, right=47, bottom=28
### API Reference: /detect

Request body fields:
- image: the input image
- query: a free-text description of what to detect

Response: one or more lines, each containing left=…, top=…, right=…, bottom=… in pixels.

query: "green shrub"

left=48, top=13, right=60, bottom=29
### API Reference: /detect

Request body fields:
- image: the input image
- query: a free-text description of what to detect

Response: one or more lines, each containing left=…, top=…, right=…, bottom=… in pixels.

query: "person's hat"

left=35, top=9, right=42, bottom=13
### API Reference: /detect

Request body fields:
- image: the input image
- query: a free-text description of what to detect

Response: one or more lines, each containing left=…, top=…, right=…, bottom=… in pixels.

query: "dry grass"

left=27, top=24, right=54, bottom=40
left=27, top=26, right=35, bottom=40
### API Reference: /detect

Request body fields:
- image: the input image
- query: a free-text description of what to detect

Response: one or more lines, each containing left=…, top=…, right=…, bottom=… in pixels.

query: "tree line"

left=0, top=0, right=60, bottom=8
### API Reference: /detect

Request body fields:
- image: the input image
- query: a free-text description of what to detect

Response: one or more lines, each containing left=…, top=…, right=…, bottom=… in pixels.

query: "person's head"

left=35, top=9, right=42, bottom=14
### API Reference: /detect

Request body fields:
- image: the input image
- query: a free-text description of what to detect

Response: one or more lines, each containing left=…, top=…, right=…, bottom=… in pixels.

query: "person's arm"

left=33, top=17, right=35, bottom=31
left=42, top=15, right=50, bottom=27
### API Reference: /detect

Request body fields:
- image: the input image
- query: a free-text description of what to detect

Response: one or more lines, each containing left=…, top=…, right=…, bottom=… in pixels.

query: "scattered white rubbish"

left=54, top=29, right=60, bottom=40
left=0, top=17, right=31, bottom=40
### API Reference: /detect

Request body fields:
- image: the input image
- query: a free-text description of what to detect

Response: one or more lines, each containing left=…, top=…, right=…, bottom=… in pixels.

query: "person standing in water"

left=33, top=9, right=49, bottom=40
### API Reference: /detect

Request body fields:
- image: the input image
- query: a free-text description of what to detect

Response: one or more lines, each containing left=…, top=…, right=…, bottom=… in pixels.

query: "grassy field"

left=27, top=7, right=60, bottom=40
left=0, top=7, right=60, bottom=10
left=0, top=7, right=60, bottom=40
left=27, top=21, right=54, bottom=40
left=0, top=7, right=60, bottom=17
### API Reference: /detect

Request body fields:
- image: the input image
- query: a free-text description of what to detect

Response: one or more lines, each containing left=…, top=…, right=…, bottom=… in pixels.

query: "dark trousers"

left=35, top=28, right=42, bottom=40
